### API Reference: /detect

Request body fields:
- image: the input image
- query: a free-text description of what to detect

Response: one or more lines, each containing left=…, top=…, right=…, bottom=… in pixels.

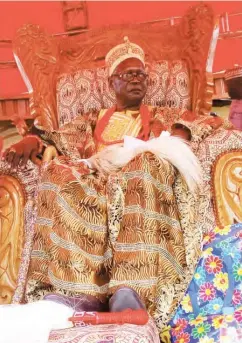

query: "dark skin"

left=171, top=127, right=191, bottom=141
left=3, top=136, right=39, bottom=170
left=108, top=58, right=148, bottom=111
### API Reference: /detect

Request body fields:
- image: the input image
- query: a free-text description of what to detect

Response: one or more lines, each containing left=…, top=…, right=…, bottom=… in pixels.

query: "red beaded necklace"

left=94, top=104, right=151, bottom=146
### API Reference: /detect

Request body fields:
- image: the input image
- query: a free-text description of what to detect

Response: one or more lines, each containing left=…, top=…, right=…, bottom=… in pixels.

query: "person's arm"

left=3, top=133, right=43, bottom=170
left=3, top=111, right=99, bottom=169
left=188, top=116, right=233, bottom=144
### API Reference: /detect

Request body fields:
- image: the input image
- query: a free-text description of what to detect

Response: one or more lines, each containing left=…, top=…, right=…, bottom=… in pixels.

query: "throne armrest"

left=213, top=149, right=242, bottom=226
left=0, top=161, right=40, bottom=304
left=196, top=128, right=242, bottom=231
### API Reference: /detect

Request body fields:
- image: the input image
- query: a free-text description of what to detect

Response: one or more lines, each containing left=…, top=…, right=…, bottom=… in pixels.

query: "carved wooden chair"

left=14, top=3, right=217, bottom=132
left=1, top=6, right=242, bottom=337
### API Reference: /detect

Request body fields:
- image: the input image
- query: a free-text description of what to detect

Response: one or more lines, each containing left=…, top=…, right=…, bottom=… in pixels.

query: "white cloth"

left=122, top=133, right=202, bottom=193
left=0, top=301, right=73, bottom=343
left=80, top=131, right=201, bottom=193
left=123, top=131, right=171, bottom=150
left=78, top=158, right=93, bottom=169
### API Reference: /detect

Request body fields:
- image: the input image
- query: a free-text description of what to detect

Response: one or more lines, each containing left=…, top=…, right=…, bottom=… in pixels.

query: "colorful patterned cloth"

left=168, top=223, right=242, bottom=343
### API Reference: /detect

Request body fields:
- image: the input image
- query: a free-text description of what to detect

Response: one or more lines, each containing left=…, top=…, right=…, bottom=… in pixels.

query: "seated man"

left=3, top=38, right=228, bottom=335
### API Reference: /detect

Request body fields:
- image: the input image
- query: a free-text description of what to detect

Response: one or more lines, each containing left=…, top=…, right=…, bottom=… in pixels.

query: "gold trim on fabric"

left=97, top=110, right=142, bottom=151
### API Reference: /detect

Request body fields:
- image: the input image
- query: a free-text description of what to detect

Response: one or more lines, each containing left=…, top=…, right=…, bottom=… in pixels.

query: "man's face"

left=109, top=58, right=148, bottom=107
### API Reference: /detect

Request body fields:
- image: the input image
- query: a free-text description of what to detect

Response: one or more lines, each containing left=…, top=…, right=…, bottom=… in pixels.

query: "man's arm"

left=3, top=133, right=43, bottom=170
left=3, top=111, right=99, bottom=169
left=184, top=115, right=232, bottom=144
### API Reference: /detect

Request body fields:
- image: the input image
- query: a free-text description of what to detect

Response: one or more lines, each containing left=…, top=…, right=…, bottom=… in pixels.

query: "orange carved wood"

left=62, top=1, right=88, bottom=33
left=212, top=151, right=242, bottom=227
left=0, top=94, right=30, bottom=121
left=0, top=175, right=25, bottom=304
left=213, top=70, right=230, bottom=100
left=13, top=25, right=60, bottom=130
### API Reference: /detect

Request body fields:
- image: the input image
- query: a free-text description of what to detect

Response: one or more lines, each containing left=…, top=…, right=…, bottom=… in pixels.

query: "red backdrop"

left=1, top=1, right=242, bottom=97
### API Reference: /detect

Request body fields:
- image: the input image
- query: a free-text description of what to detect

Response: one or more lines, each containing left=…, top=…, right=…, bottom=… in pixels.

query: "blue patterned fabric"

left=169, top=223, right=242, bottom=343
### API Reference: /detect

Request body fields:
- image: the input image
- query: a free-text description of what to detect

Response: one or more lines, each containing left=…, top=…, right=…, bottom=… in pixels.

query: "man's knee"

left=109, top=287, right=146, bottom=312
left=125, top=151, right=174, bottom=175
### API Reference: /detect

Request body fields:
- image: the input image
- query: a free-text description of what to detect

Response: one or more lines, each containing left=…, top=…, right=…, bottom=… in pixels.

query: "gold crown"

left=225, top=65, right=242, bottom=81
left=105, top=36, right=145, bottom=76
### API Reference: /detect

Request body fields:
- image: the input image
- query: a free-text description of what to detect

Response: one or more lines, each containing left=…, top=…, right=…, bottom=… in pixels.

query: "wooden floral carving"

left=0, top=175, right=25, bottom=304
left=213, top=151, right=242, bottom=227
left=179, top=3, right=219, bottom=115
left=13, top=24, right=59, bottom=130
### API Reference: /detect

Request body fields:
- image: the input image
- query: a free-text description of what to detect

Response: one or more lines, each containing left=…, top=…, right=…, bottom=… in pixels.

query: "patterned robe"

left=26, top=106, right=231, bottom=333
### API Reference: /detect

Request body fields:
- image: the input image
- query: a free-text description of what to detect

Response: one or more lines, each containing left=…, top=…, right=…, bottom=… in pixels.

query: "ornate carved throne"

left=1, top=4, right=242, bottom=324
left=14, top=3, right=218, bottom=132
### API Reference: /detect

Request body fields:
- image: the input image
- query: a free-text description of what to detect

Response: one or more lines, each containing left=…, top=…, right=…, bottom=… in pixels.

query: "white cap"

left=105, top=36, right=145, bottom=76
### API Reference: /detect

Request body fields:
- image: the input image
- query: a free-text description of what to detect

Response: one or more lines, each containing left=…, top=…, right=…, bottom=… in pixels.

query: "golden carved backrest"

left=0, top=175, right=25, bottom=303
left=0, top=162, right=40, bottom=305
left=13, top=3, right=219, bottom=131
left=212, top=150, right=242, bottom=227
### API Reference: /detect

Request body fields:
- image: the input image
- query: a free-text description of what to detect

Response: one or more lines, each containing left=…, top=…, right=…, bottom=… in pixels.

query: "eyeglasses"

left=112, top=71, right=148, bottom=82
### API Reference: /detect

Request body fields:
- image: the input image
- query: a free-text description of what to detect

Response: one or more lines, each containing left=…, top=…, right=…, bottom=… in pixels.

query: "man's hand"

left=3, top=136, right=41, bottom=170
left=87, top=144, right=124, bottom=176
